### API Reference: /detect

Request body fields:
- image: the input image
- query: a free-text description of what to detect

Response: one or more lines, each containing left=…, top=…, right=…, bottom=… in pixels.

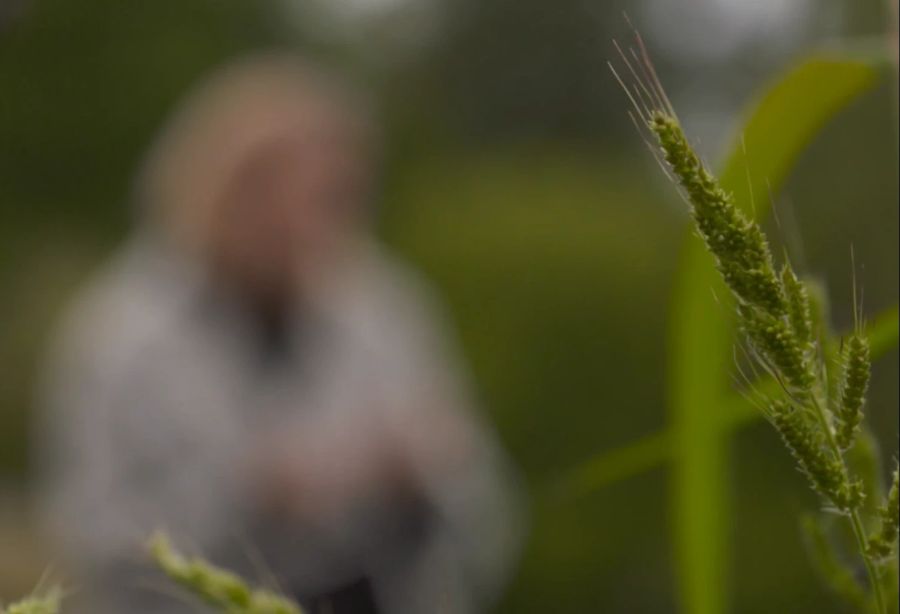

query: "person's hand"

left=245, top=417, right=417, bottom=524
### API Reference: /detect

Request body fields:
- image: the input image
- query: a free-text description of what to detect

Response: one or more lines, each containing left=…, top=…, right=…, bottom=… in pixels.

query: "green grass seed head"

left=804, top=277, right=831, bottom=343
left=646, top=98, right=818, bottom=401
left=148, top=532, right=303, bottom=614
left=648, top=112, right=787, bottom=316
left=835, top=334, right=871, bottom=450
left=868, top=467, right=900, bottom=560
left=781, top=264, right=814, bottom=346
left=614, top=35, right=890, bottom=608
left=149, top=533, right=246, bottom=608
left=769, top=400, right=862, bottom=511
left=1, top=589, right=62, bottom=614
left=740, top=305, right=815, bottom=392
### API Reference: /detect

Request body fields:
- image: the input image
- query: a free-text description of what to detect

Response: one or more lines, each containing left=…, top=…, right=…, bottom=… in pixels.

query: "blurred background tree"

left=1, top=0, right=896, bottom=612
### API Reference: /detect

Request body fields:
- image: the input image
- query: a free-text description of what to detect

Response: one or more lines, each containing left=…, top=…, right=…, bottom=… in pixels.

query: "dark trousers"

left=301, top=577, right=380, bottom=614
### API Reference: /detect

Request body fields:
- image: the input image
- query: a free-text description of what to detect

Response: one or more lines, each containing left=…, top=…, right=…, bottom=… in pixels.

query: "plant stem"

left=808, top=393, right=886, bottom=614
left=850, top=508, right=886, bottom=614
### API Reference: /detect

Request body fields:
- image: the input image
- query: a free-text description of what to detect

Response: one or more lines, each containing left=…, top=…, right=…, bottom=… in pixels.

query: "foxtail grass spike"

left=739, top=304, right=815, bottom=392
left=847, top=429, right=885, bottom=516
left=836, top=334, right=871, bottom=450
left=868, top=468, right=900, bottom=560
left=1, top=589, right=62, bottom=614
left=148, top=532, right=304, bottom=614
left=804, top=277, right=831, bottom=344
left=648, top=112, right=787, bottom=316
left=769, top=401, right=861, bottom=511
left=782, top=264, right=814, bottom=346
left=613, top=34, right=890, bottom=612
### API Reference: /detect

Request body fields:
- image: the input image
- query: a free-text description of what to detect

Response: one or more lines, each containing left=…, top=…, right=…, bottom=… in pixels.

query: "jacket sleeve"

left=35, top=307, right=168, bottom=568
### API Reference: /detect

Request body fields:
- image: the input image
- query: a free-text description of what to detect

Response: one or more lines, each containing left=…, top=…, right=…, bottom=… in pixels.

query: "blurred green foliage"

left=1, top=1, right=897, bottom=612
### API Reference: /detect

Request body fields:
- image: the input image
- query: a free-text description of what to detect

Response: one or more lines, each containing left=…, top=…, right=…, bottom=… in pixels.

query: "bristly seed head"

left=835, top=334, right=870, bottom=450
left=1, top=589, right=62, bottom=614
left=148, top=532, right=304, bottom=614
left=649, top=113, right=787, bottom=317
left=769, top=400, right=863, bottom=512
left=867, top=467, right=899, bottom=560
left=740, top=304, right=815, bottom=393
left=782, top=264, right=814, bottom=347
left=612, top=27, right=887, bottom=608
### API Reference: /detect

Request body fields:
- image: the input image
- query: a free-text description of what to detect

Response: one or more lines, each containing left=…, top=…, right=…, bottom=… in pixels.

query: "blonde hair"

left=135, top=52, right=375, bottom=256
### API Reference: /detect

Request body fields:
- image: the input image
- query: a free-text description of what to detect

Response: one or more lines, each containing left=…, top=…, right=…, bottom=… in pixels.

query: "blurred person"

left=34, top=53, right=523, bottom=614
